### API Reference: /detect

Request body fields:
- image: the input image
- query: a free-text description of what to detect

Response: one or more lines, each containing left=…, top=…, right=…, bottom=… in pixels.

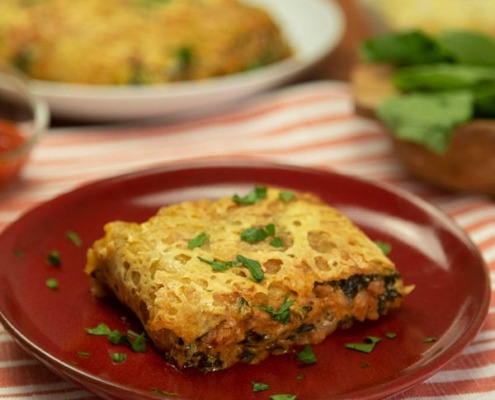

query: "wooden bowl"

left=352, top=62, right=495, bottom=196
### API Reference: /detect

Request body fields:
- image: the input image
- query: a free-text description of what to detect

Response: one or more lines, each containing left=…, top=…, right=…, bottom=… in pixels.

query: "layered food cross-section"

left=85, top=187, right=412, bottom=371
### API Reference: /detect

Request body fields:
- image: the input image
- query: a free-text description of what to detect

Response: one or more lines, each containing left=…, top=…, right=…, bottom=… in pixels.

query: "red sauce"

left=0, top=118, right=28, bottom=184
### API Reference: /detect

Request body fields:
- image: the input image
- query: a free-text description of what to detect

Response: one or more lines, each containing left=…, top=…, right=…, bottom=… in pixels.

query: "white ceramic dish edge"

left=28, top=0, right=344, bottom=121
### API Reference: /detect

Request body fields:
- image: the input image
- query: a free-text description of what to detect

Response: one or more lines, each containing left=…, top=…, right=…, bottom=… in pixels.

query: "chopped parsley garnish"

left=233, top=186, right=267, bottom=205
left=252, top=382, right=270, bottom=392
left=46, top=251, right=61, bottom=267
left=198, top=255, right=265, bottom=282
left=85, top=323, right=146, bottom=353
left=236, top=255, right=264, bottom=282
left=375, top=241, right=392, bottom=255
left=110, top=353, right=127, bottom=363
left=269, top=237, right=285, bottom=248
left=197, top=256, right=240, bottom=271
left=77, top=351, right=90, bottom=357
left=240, top=223, right=284, bottom=248
left=386, top=332, right=397, bottom=339
left=66, top=230, right=82, bottom=247
left=257, top=294, right=294, bottom=324
left=424, top=337, right=438, bottom=343
left=297, top=345, right=317, bottom=364
left=344, top=336, right=382, bottom=354
left=45, top=278, right=58, bottom=290
left=188, top=232, right=208, bottom=249
left=270, top=395, right=297, bottom=400
left=241, top=225, right=274, bottom=243
left=360, top=361, right=371, bottom=368
left=279, top=191, right=295, bottom=202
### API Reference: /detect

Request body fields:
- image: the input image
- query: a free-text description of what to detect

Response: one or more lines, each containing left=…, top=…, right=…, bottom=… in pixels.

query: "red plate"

left=0, top=161, right=490, bottom=400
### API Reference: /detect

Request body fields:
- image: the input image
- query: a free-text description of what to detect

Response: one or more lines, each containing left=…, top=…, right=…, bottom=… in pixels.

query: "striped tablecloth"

left=1, top=81, right=494, bottom=399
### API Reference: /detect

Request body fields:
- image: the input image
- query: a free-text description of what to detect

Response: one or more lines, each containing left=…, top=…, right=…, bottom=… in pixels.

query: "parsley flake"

left=85, top=323, right=147, bottom=353
left=297, top=345, right=317, bottom=364
left=232, top=186, right=267, bottom=205
left=197, top=256, right=240, bottom=271
left=110, top=353, right=127, bottom=363
left=46, top=251, right=61, bottom=267
left=66, top=230, right=82, bottom=247
left=77, top=351, right=90, bottom=357
left=188, top=233, right=208, bottom=249
left=45, top=278, right=58, bottom=290
left=375, top=241, right=392, bottom=255
left=279, top=191, right=294, bottom=202
left=236, top=254, right=264, bottom=282
left=344, top=336, right=382, bottom=354
left=269, top=237, right=285, bottom=248
left=386, top=332, right=397, bottom=339
left=252, top=382, right=270, bottom=392
left=270, top=395, right=297, bottom=400
left=424, top=337, right=438, bottom=343
left=258, top=294, right=294, bottom=324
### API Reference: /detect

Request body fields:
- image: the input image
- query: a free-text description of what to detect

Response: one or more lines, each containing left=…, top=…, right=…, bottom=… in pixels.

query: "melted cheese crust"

left=0, top=0, right=292, bottom=84
left=85, top=187, right=410, bottom=370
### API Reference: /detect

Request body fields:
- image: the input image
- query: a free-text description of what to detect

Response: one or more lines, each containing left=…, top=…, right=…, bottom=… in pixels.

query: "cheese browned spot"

left=85, top=187, right=412, bottom=371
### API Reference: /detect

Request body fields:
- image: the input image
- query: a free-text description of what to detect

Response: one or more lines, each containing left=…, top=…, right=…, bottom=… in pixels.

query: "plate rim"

left=0, top=160, right=490, bottom=400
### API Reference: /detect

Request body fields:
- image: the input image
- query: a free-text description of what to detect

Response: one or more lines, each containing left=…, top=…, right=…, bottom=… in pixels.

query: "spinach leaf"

left=360, top=31, right=449, bottom=66
left=473, top=83, right=495, bottom=118
left=377, top=91, right=473, bottom=153
left=439, top=30, right=495, bottom=66
left=392, top=64, right=495, bottom=92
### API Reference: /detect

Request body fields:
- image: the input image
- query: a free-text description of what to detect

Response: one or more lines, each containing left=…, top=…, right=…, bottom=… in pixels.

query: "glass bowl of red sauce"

left=0, top=66, right=49, bottom=186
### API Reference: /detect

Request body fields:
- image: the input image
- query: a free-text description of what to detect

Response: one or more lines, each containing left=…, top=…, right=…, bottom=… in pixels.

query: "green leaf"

left=258, top=294, right=294, bottom=324
left=240, top=223, right=276, bottom=244
left=110, top=353, right=127, bottom=363
left=197, top=256, right=240, bottom=271
left=188, top=233, right=208, bottom=249
left=66, top=230, right=82, bottom=247
left=269, top=237, right=285, bottom=248
left=473, top=83, right=495, bottom=118
left=85, top=323, right=112, bottom=336
left=375, top=241, right=392, bottom=255
left=392, top=64, right=495, bottom=92
left=45, top=278, right=58, bottom=290
left=377, top=91, right=473, bottom=153
left=46, top=250, right=61, bottom=267
left=236, top=254, right=264, bottom=282
left=232, top=186, right=267, bottom=205
left=439, top=30, right=495, bottom=66
left=252, top=382, right=270, bottom=392
left=297, top=345, right=317, bottom=364
left=240, top=227, right=270, bottom=243
left=360, top=30, right=448, bottom=66
left=108, top=330, right=130, bottom=346
left=270, top=395, right=297, bottom=400
left=278, top=191, right=295, bottom=202
left=344, top=336, right=382, bottom=354
left=128, top=331, right=147, bottom=353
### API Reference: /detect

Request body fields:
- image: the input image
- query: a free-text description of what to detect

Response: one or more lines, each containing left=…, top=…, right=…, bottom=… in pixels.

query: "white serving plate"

left=28, top=0, right=344, bottom=121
